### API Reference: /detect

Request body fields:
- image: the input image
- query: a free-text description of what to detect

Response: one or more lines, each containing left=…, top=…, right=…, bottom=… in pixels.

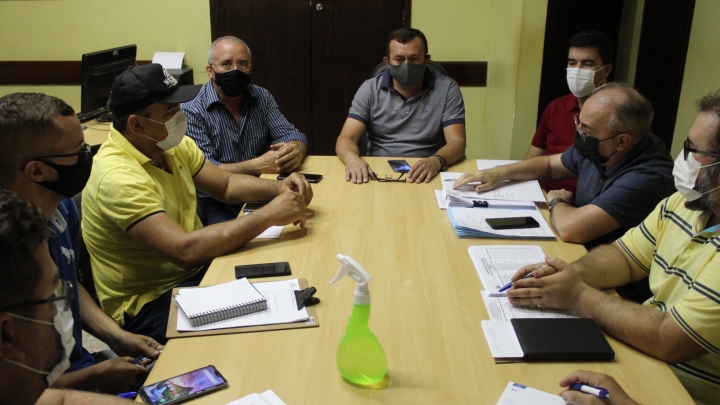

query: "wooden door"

left=210, top=0, right=408, bottom=155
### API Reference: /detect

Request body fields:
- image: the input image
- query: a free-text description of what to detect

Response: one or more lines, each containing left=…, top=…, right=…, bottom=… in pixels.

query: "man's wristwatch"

left=547, top=198, right=572, bottom=212
left=434, top=154, right=448, bottom=171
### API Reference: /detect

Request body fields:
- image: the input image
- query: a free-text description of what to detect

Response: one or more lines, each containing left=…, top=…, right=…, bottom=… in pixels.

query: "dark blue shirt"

left=560, top=133, right=675, bottom=246
left=182, top=82, right=308, bottom=198
left=48, top=198, right=96, bottom=372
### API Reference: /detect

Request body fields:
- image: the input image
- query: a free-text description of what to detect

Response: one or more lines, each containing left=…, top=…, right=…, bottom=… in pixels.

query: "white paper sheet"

left=441, top=171, right=546, bottom=203
left=448, top=208, right=556, bottom=239
left=482, top=320, right=524, bottom=359
left=435, top=190, right=449, bottom=209
left=225, top=390, right=287, bottom=405
left=151, top=52, right=185, bottom=69
left=469, top=245, right=546, bottom=295
left=255, top=225, right=284, bottom=239
left=481, top=291, right=579, bottom=321
left=177, top=278, right=310, bottom=332
left=496, top=381, right=568, bottom=405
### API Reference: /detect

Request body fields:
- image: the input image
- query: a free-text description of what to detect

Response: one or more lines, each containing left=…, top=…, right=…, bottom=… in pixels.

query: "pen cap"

left=330, top=254, right=372, bottom=305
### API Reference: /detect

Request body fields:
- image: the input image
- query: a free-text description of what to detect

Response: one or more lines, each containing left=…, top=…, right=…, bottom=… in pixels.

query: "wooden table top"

left=142, top=156, right=693, bottom=404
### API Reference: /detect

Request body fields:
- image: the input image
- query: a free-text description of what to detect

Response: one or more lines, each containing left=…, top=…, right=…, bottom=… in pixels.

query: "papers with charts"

left=440, top=169, right=546, bottom=203
left=225, top=390, right=287, bottom=405
left=448, top=207, right=556, bottom=239
left=469, top=245, right=547, bottom=295
left=495, top=382, right=568, bottom=405
left=481, top=291, right=579, bottom=321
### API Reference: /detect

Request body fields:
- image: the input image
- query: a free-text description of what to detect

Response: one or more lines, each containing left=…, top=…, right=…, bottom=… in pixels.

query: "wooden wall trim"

left=0, top=60, right=152, bottom=86
left=436, top=61, right=487, bottom=87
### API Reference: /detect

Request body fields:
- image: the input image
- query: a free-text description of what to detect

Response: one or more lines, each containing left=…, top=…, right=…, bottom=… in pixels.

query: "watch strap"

left=434, top=154, right=448, bottom=171
left=547, top=198, right=571, bottom=212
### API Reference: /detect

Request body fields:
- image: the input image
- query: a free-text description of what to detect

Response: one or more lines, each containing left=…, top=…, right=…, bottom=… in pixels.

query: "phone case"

left=139, top=365, right=227, bottom=405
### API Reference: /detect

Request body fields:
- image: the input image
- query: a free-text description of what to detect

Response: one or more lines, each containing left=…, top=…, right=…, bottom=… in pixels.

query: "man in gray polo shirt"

left=336, top=27, right=467, bottom=184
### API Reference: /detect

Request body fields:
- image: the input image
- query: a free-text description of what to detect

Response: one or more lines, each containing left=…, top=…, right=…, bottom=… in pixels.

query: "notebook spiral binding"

left=189, top=299, right=268, bottom=327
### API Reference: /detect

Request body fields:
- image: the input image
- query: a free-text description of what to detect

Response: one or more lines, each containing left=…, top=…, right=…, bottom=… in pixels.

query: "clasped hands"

left=505, top=256, right=589, bottom=310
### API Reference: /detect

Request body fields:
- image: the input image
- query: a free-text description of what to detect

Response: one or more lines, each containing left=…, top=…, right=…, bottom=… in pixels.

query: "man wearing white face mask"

left=502, top=91, right=720, bottom=405
left=0, top=190, right=129, bottom=405
left=524, top=31, right=614, bottom=195
left=83, top=64, right=314, bottom=344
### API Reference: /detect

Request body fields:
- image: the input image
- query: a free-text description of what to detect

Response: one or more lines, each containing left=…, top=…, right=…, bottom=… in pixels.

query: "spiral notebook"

left=174, top=277, right=267, bottom=327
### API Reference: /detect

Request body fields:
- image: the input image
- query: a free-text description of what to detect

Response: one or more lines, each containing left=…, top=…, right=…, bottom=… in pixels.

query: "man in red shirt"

left=525, top=31, right=614, bottom=195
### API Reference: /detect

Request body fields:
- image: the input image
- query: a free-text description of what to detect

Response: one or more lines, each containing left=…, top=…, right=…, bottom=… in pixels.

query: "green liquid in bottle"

left=336, top=303, right=388, bottom=385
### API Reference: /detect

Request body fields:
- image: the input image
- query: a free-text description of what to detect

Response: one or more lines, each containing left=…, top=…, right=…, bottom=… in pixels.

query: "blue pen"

left=497, top=272, right=534, bottom=293
left=118, top=391, right=137, bottom=399
left=131, top=355, right=147, bottom=364
left=569, top=383, right=610, bottom=398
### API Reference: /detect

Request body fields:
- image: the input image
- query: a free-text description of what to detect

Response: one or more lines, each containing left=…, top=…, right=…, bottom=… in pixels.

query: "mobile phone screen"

left=485, top=216, right=540, bottom=230
left=140, top=365, right=227, bottom=405
left=388, top=160, right=411, bottom=173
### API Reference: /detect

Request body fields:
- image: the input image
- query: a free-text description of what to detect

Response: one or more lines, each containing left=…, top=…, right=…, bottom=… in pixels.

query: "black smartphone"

left=242, top=201, right=268, bottom=213
left=235, top=262, right=291, bottom=279
left=277, top=172, right=323, bottom=183
left=138, top=365, right=227, bottom=405
left=485, top=216, right=540, bottom=230
left=388, top=159, right=411, bottom=173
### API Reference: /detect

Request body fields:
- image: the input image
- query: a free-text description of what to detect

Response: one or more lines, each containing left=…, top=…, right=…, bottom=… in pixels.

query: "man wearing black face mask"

left=336, top=27, right=467, bottom=184
left=0, top=93, right=162, bottom=394
left=182, top=36, right=309, bottom=225
left=0, top=190, right=129, bottom=405
left=454, top=83, right=675, bottom=249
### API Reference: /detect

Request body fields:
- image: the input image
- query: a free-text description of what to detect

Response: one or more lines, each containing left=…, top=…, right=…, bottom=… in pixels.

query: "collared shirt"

left=182, top=82, right=307, bottom=196
left=560, top=133, right=675, bottom=246
left=82, top=127, right=205, bottom=324
left=348, top=68, right=465, bottom=157
left=617, top=192, right=720, bottom=405
left=531, top=93, right=580, bottom=194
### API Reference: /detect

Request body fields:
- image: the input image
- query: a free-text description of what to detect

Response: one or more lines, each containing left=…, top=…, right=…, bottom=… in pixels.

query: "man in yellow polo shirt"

left=504, top=90, right=720, bottom=405
left=82, top=64, right=313, bottom=344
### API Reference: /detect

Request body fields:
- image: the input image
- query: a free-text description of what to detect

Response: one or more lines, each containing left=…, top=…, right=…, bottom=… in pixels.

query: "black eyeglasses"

left=683, top=138, right=720, bottom=161
left=0, top=279, right=73, bottom=313
left=372, top=172, right=406, bottom=182
left=19, top=142, right=92, bottom=170
left=573, top=114, right=627, bottom=141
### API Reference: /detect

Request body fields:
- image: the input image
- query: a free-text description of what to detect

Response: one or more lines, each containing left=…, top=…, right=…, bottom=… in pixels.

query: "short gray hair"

left=698, top=90, right=720, bottom=154
left=207, top=36, right=252, bottom=65
left=591, top=82, right=653, bottom=139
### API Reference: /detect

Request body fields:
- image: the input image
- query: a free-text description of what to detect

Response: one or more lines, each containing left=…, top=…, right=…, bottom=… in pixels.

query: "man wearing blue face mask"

left=336, top=27, right=467, bottom=184
left=454, top=83, right=675, bottom=250
left=524, top=31, right=614, bottom=195
left=0, top=190, right=130, bottom=405
left=182, top=36, right=309, bottom=225
left=502, top=90, right=720, bottom=405
left=83, top=64, right=313, bottom=344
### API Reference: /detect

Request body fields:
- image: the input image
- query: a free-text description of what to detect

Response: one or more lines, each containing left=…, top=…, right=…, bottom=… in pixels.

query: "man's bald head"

left=588, top=83, right=654, bottom=140
left=207, top=36, right=252, bottom=65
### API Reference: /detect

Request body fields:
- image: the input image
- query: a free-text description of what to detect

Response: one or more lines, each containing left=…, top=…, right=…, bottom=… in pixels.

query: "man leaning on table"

left=454, top=83, right=675, bottom=247
left=335, top=27, right=467, bottom=184
left=82, top=63, right=313, bottom=344
left=182, top=36, right=309, bottom=224
left=505, top=90, right=720, bottom=405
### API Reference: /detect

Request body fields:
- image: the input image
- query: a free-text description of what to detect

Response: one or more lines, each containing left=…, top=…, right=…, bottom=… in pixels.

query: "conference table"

left=141, top=156, right=694, bottom=404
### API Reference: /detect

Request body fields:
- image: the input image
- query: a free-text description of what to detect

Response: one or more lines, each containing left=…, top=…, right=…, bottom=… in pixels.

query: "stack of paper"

left=447, top=208, right=555, bottom=239
left=440, top=171, right=546, bottom=203
left=469, top=245, right=547, bottom=295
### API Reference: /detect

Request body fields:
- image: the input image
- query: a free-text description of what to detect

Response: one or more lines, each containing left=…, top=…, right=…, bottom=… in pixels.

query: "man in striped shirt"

left=505, top=91, right=720, bottom=405
left=182, top=36, right=309, bottom=224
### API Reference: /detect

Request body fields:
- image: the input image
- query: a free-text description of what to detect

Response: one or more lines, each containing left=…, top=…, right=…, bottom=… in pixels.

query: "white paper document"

left=448, top=207, right=556, bottom=239
left=245, top=212, right=284, bottom=239
left=481, top=291, right=579, bottom=321
left=469, top=245, right=546, bottom=295
left=441, top=171, right=546, bottom=203
left=151, top=52, right=185, bottom=69
left=177, top=278, right=309, bottom=332
left=496, top=381, right=568, bottom=405
left=435, top=190, right=449, bottom=209
left=482, top=320, right=524, bottom=359
left=225, top=390, right=287, bottom=405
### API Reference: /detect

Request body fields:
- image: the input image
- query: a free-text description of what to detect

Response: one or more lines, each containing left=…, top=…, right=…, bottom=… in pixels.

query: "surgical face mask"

left=143, top=111, right=188, bottom=151
left=212, top=69, right=251, bottom=98
left=673, top=151, right=720, bottom=201
left=566, top=65, right=607, bottom=98
left=573, top=130, right=620, bottom=165
left=4, top=301, right=74, bottom=387
left=32, top=147, right=93, bottom=198
left=389, top=62, right=426, bottom=88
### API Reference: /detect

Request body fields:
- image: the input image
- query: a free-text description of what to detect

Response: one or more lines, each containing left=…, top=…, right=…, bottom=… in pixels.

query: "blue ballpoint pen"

left=497, top=272, right=534, bottom=293
left=118, top=391, right=137, bottom=399
left=569, top=383, right=610, bottom=398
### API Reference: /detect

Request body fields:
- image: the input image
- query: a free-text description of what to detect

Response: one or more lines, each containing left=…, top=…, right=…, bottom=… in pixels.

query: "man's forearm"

left=495, top=156, right=556, bottom=183
left=571, top=244, right=638, bottom=289
left=38, top=389, right=130, bottom=405
left=218, top=159, right=264, bottom=176
left=434, top=139, right=465, bottom=166
left=220, top=176, right=279, bottom=204
left=336, top=136, right=362, bottom=165
left=51, top=367, right=100, bottom=392
left=77, top=284, right=125, bottom=344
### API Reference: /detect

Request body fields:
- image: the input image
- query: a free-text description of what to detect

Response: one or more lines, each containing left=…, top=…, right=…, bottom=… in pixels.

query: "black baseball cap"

left=107, top=63, right=201, bottom=115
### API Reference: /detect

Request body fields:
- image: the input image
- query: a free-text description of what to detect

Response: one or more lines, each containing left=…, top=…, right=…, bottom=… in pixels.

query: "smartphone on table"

left=138, top=365, right=227, bottom=404
left=485, top=216, right=540, bottom=230
left=235, top=262, right=292, bottom=279
left=242, top=201, right=268, bottom=213
left=277, top=172, right=323, bottom=183
left=388, top=159, right=411, bottom=173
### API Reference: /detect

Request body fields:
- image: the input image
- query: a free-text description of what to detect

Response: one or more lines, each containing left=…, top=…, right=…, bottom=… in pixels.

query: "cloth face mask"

left=673, top=151, right=720, bottom=201
left=566, top=65, right=606, bottom=98
left=213, top=69, right=251, bottom=98
left=389, top=62, right=426, bottom=88
left=143, top=110, right=188, bottom=151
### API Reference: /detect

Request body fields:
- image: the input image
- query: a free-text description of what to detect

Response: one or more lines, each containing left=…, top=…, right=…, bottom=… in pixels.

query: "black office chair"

left=72, top=192, right=100, bottom=304
left=360, top=61, right=448, bottom=155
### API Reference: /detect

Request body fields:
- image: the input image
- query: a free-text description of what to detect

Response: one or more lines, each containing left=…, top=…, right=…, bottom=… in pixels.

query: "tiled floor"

left=82, top=331, right=110, bottom=353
